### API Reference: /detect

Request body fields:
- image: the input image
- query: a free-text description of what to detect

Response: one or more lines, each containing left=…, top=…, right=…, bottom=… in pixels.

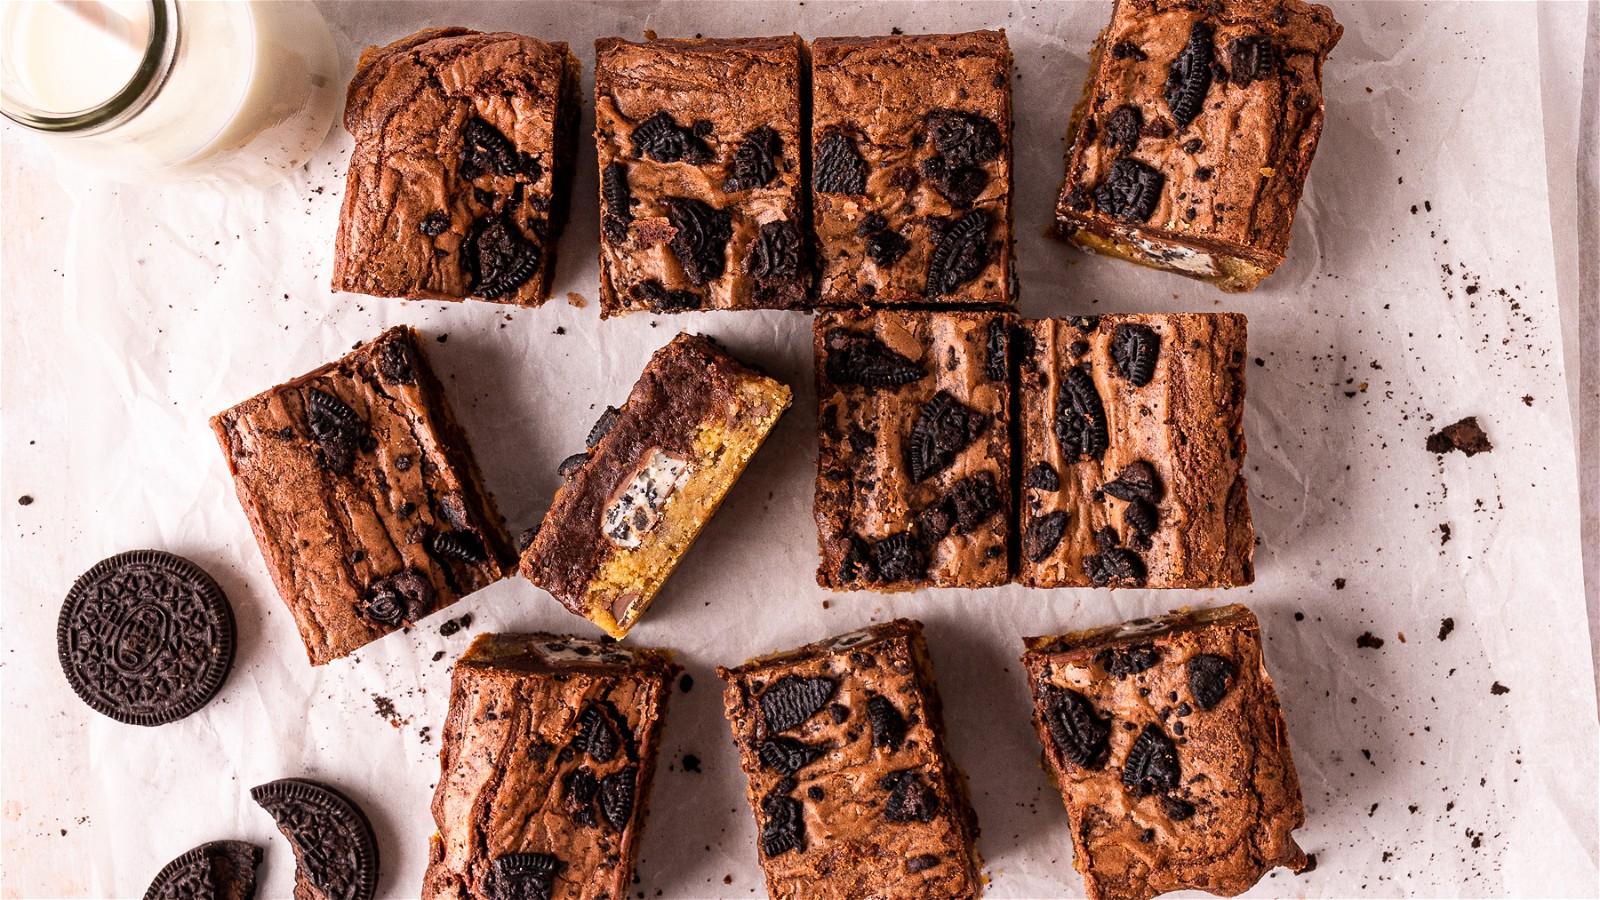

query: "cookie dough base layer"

left=1061, top=224, right=1272, bottom=293
left=581, top=378, right=792, bottom=637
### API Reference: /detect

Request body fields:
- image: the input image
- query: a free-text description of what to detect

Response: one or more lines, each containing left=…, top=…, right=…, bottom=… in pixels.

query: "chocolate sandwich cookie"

left=144, top=840, right=262, bottom=900
left=251, top=778, right=380, bottom=900
left=57, top=550, right=236, bottom=726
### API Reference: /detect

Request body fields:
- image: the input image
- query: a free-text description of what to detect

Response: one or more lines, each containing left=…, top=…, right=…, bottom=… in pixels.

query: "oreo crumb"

left=679, top=673, right=695, bottom=693
left=1490, top=682, right=1509, bottom=695
left=17, top=495, right=33, bottom=506
left=436, top=333, right=449, bottom=343
left=1426, top=417, right=1493, bottom=456
left=1439, top=523, right=1452, bottom=545
left=1438, top=618, right=1455, bottom=641
left=1356, top=632, right=1385, bottom=649
left=439, top=613, right=473, bottom=637
left=432, top=650, right=445, bottom=662
left=682, top=753, right=702, bottom=773
left=1334, top=578, right=1346, bottom=590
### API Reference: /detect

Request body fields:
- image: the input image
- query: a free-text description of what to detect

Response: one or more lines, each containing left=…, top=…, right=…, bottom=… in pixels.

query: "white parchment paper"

left=3, top=2, right=1597, bottom=898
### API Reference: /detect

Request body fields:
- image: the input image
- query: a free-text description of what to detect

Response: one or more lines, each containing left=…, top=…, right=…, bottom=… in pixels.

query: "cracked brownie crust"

left=211, top=326, right=514, bottom=665
left=423, top=633, right=679, bottom=900
left=1055, top=0, right=1341, bottom=291
left=333, top=28, right=580, bottom=306
left=812, top=31, right=1014, bottom=308
left=718, top=619, right=983, bottom=899
left=1023, top=605, right=1306, bottom=900
left=595, top=36, right=809, bottom=315
left=815, top=309, right=1015, bottom=591
left=1018, top=314, right=1252, bottom=589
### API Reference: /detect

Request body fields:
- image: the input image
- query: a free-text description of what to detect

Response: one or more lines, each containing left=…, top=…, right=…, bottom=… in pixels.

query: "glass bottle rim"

left=0, top=0, right=179, bottom=134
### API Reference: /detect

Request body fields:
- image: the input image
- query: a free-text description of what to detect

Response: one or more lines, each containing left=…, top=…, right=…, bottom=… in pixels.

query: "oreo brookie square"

left=814, top=308, right=1015, bottom=591
left=332, top=28, right=580, bottom=306
left=1023, top=604, right=1309, bottom=900
left=595, top=35, right=809, bottom=315
left=811, top=30, right=1015, bottom=308
left=211, top=325, right=516, bottom=665
left=718, top=619, right=983, bottom=899
left=422, top=634, right=679, bottom=900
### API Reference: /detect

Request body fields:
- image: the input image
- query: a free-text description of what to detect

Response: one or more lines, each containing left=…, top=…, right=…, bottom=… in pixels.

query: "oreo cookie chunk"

left=57, top=550, right=235, bottom=726
left=144, top=840, right=262, bottom=900
left=251, top=779, right=380, bottom=900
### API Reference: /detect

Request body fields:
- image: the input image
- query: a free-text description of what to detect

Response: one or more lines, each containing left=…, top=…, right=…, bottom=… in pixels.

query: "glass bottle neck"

left=0, top=0, right=179, bottom=135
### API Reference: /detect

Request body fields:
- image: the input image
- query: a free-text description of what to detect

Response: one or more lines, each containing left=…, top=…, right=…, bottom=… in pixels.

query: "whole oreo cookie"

left=143, top=839, right=262, bottom=900
left=251, top=778, right=380, bottom=900
left=57, top=550, right=236, bottom=726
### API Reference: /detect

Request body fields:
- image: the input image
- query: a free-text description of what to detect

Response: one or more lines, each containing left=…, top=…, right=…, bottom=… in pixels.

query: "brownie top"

left=457, top=632, right=678, bottom=678
left=211, top=326, right=512, bottom=665
left=718, top=619, right=980, bottom=898
left=334, top=28, right=574, bottom=305
left=1061, top=0, right=1341, bottom=260
left=594, top=35, right=806, bottom=313
left=1022, top=603, right=1305, bottom=900
left=521, top=334, right=771, bottom=610
left=425, top=633, right=678, bottom=900
left=719, top=618, right=920, bottom=678
left=810, top=30, right=1012, bottom=307
left=1023, top=604, right=1252, bottom=656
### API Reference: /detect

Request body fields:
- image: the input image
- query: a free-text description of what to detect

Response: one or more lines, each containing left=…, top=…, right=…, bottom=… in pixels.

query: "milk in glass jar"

left=0, top=0, right=340, bottom=186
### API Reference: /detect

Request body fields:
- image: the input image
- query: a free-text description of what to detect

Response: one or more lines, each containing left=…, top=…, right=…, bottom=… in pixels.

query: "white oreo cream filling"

left=1128, top=234, right=1217, bottom=275
left=603, top=448, right=691, bottom=549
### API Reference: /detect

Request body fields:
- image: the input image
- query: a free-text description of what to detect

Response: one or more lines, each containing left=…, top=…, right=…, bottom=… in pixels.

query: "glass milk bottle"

left=0, top=0, right=340, bottom=186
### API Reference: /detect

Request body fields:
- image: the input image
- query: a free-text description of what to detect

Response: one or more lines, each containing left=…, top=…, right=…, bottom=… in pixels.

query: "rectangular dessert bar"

left=595, top=35, right=809, bottom=315
left=211, top=326, right=515, bottom=665
left=1017, top=313, right=1252, bottom=589
left=423, top=633, right=679, bottom=900
left=811, top=31, right=1014, bottom=308
left=718, top=619, right=982, bottom=899
left=814, top=309, right=1014, bottom=591
left=1055, top=0, right=1341, bottom=292
left=1022, top=605, right=1307, bottom=900
left=522, top=334, right=791, bottom=638
left=332, top=28, right=580, bottom=306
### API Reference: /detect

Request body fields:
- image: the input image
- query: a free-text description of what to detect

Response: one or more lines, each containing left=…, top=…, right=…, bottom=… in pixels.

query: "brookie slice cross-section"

left=521, top=334, right=791, bottom=638
left=333, top=28, right=580, bottom=306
